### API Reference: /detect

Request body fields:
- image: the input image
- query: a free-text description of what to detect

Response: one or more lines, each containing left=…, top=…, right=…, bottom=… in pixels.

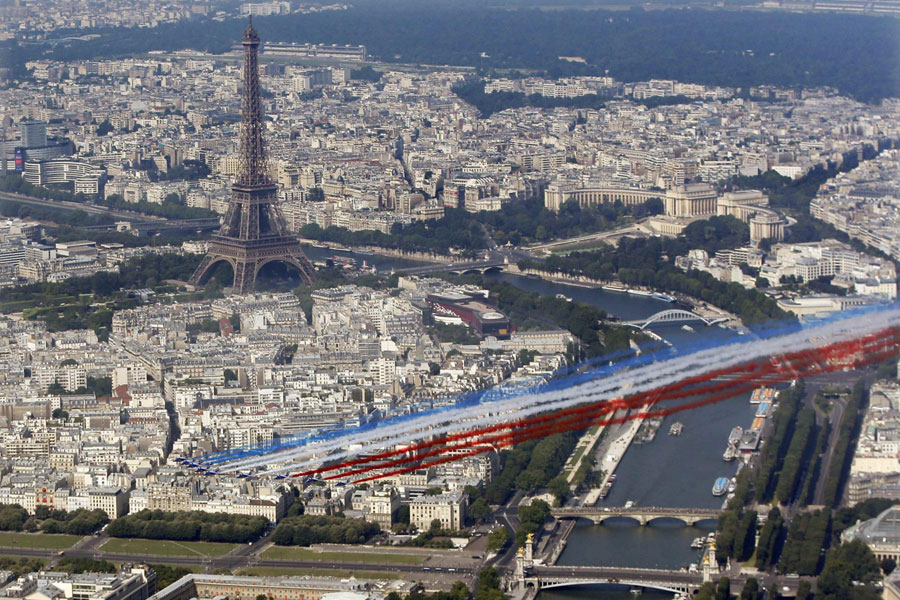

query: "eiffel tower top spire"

left=238, top=14, right=268, bottom=187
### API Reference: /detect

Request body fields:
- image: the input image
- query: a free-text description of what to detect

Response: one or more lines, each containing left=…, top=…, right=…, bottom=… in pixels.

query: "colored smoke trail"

left=297, top=350, right=784, bottom=481
left=197, top=343, right=676, bottom=467
left=225, top=329, right=783, bottom=473
left=199, top=320, right=776, bottom=468
left=311, top=327, right=900, bottom=482
left=206, top=305, right=900, bottom=476
left=201, top=316, right=800, bottom=470
left=348, top=330, right=900, bottom=483
left=260, top=314, right=900, bottom=474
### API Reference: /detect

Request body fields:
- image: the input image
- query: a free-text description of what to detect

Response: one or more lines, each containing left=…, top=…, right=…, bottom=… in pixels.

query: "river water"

left=302, top=245, right=423, bottom=271
left=305, top=250, right=757, bottom=589
left=484, top=273, right=758, bottom=585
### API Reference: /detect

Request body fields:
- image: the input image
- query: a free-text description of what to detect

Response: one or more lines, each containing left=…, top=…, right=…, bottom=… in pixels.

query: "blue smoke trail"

left=195, top=302, right=893, bottom=470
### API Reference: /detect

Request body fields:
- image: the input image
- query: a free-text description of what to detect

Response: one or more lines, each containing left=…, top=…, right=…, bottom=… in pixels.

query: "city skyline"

left=0, top=5, right=898, bottom=600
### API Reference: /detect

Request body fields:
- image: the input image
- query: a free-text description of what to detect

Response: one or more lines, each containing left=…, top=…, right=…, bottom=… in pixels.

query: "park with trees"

left=271, top=514, right=380, bottom=546
left=0, top=505, right=108, bottom=535
left=105, top=510, right=268, bottom=544
left=516, top=224, right=790, bottom=328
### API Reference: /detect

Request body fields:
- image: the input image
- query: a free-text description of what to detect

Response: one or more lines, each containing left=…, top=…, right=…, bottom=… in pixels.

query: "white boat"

left=723, top=445, right=737, bottom=462
left=627, top=289, right=653, bottom=297
left=712, top=477, right=728, bottom=496
left=669, top=422, right=684, bottom=436
left=728, top=426, right=743, bottom=445
left=727, top=478, right=737, bottom=494
left=681, top=324, right=695, bottom=332
left=555, top=293, right=573, bottom=302
left=691, top=537, right=704, bottom=549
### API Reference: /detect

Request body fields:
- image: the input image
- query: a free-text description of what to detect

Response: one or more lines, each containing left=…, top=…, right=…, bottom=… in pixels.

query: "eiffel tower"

left=190, top=18, right=314, bottom=294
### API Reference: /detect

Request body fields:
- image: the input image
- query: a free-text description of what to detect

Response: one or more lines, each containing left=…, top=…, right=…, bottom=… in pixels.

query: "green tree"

left=486, top=528, right=509, bottom=552
left=474, top=567, right=504, bottom=600
left=547, top=476, right=570, bottom=505
left=817, top=540, right=881, bottom=600
left=715, top=577, right=730, bottom=600
left=739, top=578, right=758, bottom=600
left=695, top=582, right=717, bottom=600
left=57, top=558, right=116, bottom=574
left=469, top=498, right=491, bottom=523
left=755, top=506, right=784, bottom=569
left=449, top=581, right=469, bottom=600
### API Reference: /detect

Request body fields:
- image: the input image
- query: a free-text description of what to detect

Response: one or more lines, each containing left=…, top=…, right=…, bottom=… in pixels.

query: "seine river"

left=302, top=247, right=758, bottom=591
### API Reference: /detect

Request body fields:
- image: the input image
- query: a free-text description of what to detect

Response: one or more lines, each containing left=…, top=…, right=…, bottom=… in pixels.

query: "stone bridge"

left=524, top=565, right=707, bottom=595
left=551, top=506, right=722, bottom=526
left=393, top=259, right=506, bottom=276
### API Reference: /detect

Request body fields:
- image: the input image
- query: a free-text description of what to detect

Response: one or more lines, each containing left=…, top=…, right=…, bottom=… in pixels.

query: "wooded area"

left=17, top=8, right=899, bottom=102
left=106, top=510, right=268, bottom=544
left=271, top=514, right=380, bottom=546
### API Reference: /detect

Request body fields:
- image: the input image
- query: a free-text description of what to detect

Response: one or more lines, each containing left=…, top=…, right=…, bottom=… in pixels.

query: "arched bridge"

left=551, top=506, right=721, bottom=526
left=524, top=565, right=706, bottom=595
left=622, top=309, right=728, bottom=330
left=393, top=259, right=506, bottom=276
left=519, top=566, right=806, bottom=598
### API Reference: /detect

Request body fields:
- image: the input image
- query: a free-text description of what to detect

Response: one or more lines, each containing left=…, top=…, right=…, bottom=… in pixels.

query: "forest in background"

left=6, top=7, right=899, bottom=102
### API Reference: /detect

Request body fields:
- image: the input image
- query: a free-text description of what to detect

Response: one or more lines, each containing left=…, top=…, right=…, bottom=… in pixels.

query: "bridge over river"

left=524, top=565, right=707, bottom=595
left=511, top=531, right=721, bottom=596
left=393, top=258, right=506, bottom=276
left=621, top=309, right=729, bottom=330
left=516, top=565, right=806, bottom=598
left=551, top=506, right=722, bottom=526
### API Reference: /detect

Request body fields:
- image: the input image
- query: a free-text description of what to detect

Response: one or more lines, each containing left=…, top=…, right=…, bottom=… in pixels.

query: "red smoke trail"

left=293, top=356, right=769, bottom=480
left=325, top=356, right=782, bottom=481
left=297, top=328, right=899, bottom=481
left=351, top=343, right=900, bottom=484
left=343, top=329, right=900, bottom=484
left=290, top=336, right=789, bottom=480
left=297, top=329, right=899, bottom=482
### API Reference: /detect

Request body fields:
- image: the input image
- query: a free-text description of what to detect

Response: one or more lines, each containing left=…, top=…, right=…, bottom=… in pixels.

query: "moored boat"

left=712, top=477, right=729, bottom=496
left=723, top=445, right=737, bottom=462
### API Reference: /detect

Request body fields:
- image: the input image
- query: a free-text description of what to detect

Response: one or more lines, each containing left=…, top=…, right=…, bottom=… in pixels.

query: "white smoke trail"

left=222, top=337, right=743, bottom=473
left=217, top=306, right=900, bottom=475
left=229, top=308, right=898, bottom=474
